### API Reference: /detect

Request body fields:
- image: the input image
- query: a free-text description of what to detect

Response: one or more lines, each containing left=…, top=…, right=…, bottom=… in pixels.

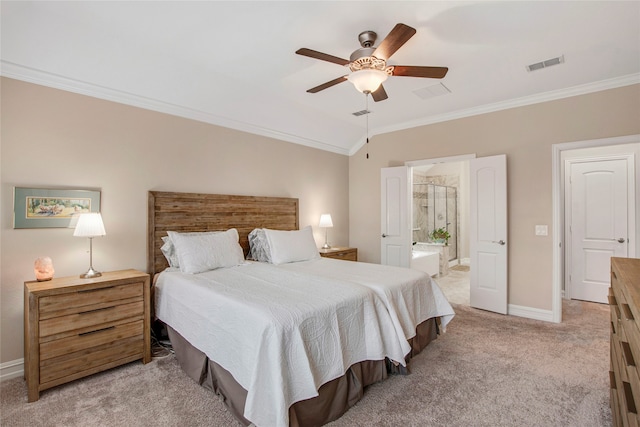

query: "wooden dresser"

left=610, top=257, right=640, bottom=427
left=24, top=269, right=151, bottom=402
left=319, top=247, right=357, bottom=262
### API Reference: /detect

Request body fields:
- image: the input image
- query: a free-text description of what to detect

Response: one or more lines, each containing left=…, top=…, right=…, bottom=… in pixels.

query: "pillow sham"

left=248, top=228, right=271, bottom=263
left=167, top=228, right=244, bottom=274
left=264, top=226, right=320, bottom=265
left=160, top=236, right=180, bottom=268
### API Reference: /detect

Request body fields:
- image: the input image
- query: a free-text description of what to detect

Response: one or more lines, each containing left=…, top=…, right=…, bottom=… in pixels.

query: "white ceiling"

left=2, top=1, right=639, bottom=155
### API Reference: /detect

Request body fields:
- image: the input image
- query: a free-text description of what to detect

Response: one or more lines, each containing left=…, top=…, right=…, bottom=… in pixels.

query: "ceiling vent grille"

left=352, top=109, right=371, bottom=117
left=413, top=83, right=451, bottom=100
left=527, top=55, right=564, bottom=72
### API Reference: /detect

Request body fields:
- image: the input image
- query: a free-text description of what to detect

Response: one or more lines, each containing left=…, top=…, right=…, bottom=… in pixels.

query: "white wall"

left=0, top=78, right=350, bottom=366
left=349, top=84, right=640, bottom=313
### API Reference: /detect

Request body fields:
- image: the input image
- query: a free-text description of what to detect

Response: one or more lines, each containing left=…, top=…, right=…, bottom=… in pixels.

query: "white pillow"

left=248, top=228, right=271, bottom=262
left=167, top=229, right=244, bottom=274
left=264, top=226, right=320, bottom=265
left=160, top=236, right=180, bottom=268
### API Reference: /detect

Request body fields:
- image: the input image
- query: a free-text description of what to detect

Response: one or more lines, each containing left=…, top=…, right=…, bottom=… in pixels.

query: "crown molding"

left=348, top=73, right=640, bottom=156
left=3, top=61, right=637, bottom=158
left=0, top=61, right=351, bottom=156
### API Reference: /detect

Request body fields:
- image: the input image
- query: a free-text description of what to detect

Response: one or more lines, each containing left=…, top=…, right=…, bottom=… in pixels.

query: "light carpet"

left=1, top=300, right=611, bottom=426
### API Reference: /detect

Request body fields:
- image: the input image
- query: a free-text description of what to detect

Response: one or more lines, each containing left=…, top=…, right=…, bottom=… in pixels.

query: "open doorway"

left=386, top=153, right=507, bottom=314
left=411, top=160, right=471, bottom=306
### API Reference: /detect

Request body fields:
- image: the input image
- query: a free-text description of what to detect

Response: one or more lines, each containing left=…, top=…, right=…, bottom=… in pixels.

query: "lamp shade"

left=73, top=213, right=106, bottom=237
left=318, top=214, right=333, bottom=228
left=347, top=69, right=388, bottom=93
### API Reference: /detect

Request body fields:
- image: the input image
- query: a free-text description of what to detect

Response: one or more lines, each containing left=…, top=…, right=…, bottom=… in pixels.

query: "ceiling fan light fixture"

left=348, top=69, right=389, bottom=94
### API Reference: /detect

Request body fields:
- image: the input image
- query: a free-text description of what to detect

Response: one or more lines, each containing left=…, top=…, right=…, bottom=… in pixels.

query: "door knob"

left=382, top=233, right=387, bottom=238
left=618, top=238, right=626, bottom=243
left=492, top=240, right=506, bottom=245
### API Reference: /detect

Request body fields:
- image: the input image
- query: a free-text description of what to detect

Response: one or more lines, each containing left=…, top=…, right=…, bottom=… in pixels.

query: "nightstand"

left=24, top=269, right=151, bottom=402
left=319, top=247, right=358, bottom=262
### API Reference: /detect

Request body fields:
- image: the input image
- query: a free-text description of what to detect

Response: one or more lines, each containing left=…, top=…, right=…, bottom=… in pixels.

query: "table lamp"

left=318, top=214, right=333, bottom=249
left=73, top=212, right=106, bottom=278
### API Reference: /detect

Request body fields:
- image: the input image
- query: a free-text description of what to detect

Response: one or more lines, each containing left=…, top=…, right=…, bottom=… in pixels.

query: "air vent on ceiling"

left=352, top=109, right=371, bottom=117
left=527, top=55, right=564, bottom=72
left=413, top=83, right=451, bottom=100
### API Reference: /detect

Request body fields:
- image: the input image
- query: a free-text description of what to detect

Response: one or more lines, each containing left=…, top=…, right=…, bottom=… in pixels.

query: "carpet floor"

left=1, top=300, right=611, bottom=426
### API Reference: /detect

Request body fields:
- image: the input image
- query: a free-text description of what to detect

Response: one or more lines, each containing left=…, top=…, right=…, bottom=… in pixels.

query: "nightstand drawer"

left=39, top=300, right=144, bottom=337
left=40, top=335, right=144, bottom=385
left=39, top=282, right=144, bottom=318
left=40, top=319, right=144, bottom=361
left=329, top=250, right=357, bottom=261
left=319, top=247, right=357, bottom=262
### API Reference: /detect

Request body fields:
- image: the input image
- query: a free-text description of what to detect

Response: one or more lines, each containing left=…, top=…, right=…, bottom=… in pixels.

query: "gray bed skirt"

left=166, top=317, right=439, bottom=426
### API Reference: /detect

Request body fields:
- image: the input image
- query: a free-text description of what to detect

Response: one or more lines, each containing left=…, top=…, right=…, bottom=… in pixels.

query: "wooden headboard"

left=147, top=191, right=299, bottom=276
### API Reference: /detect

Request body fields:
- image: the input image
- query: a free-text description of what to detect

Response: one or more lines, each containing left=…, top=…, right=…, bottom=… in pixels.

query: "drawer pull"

left=79, top=306, right=115, bottom=315
left=622, top=341, right=636, bottom=366
left=622, top=304, right=635, bottom=321
left=612, top=271, right=617, bottom=280
left=79, top=326, right=116, bottom=337
left=78, top=286, right=114, bottom=293
left=623, top=381, right=637, bottom=414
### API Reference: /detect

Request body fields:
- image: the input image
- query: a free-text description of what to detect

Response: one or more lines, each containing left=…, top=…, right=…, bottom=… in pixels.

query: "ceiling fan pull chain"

left=366, top=93, right=370, bottom=159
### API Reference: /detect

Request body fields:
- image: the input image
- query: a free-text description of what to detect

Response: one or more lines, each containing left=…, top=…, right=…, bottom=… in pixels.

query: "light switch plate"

left=535, top=225, right=548, bottom=236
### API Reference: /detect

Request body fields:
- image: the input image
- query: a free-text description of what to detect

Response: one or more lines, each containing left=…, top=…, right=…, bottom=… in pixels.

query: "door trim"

left=552, top=134, right=640, bottom=323
left=406, top=154, right=476, bottom=168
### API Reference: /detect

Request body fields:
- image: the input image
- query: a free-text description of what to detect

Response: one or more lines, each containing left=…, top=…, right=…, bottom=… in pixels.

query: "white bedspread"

left=154, top=262, right=410, bottom=427
left=277, top=258, right=455, bottom=342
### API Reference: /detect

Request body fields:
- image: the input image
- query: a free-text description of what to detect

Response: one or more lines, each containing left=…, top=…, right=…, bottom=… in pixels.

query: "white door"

left=568, top=158, right=630, bottom=303
left=469, top=155, right=508, bottom=314
left=381, top=166, right=411, bottom=267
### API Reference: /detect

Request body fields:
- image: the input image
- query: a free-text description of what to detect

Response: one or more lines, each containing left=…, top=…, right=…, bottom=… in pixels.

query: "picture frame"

left=13, top=187, right=101, bottom=229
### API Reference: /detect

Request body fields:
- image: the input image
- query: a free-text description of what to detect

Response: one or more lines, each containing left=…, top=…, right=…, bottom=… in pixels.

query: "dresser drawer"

left=40, top=319, right=144, bottom=361
left=329, top=250, right=357, bottom=261
left=39, top=300, right=144, bottom=337
left=39, top=282, right=144, bottom=318
left=40, top=335, right=144, bottom=385
left=319, top=247, right=357, bottom=262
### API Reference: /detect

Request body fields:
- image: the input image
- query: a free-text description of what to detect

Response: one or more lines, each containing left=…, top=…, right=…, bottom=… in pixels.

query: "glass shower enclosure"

left=412, top=183, right=458, bottom=262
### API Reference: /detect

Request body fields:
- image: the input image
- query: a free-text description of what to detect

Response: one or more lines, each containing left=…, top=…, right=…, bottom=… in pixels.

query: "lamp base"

left=322, top=243, right=331, bottom=249
left=80, top=267, right=102, bottom=279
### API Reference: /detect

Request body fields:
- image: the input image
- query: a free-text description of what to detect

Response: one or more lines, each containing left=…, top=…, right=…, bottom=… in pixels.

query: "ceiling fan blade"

left=296, top=48, right=350, bottom=66
left=373, top=23, right=416, bottom=61
left=392, top=65, right=449, bottom=79
left=371, top=85, right=388, bottom=102
left=307, top=76, right=348, bottom=93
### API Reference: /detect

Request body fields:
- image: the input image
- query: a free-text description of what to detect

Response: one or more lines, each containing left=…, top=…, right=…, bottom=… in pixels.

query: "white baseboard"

left=1, top=358, right=24, bottom=382
left=508, top=304, right=555, bottom=323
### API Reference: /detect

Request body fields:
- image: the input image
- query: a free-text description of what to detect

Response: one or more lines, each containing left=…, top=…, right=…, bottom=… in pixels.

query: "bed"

left=148, top=191, right=454, bottom=427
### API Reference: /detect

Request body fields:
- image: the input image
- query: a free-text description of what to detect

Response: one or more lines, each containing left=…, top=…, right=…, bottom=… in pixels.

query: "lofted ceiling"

left=1, top=1, right=639, bottom=156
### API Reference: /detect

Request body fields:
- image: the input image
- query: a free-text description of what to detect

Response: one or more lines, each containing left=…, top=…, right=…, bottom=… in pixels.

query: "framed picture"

left=13, top=187, right=101, bottom=229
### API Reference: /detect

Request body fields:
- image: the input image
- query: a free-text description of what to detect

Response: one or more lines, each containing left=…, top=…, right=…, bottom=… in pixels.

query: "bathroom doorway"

left=411, top=161, right=470, bottom=306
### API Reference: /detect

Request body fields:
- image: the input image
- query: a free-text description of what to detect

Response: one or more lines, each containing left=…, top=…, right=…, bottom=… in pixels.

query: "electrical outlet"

left=535, top=225, right=548, bottom=236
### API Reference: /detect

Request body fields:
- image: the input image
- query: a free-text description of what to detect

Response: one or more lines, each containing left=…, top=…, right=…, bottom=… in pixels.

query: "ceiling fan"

left=296, top=23, right=448, bottom=102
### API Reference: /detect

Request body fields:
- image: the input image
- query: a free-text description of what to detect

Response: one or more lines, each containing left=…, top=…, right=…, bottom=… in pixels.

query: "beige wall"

left=0, top=78, right=349, bottom=364
left=349, top=84, right=640, bottom=311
